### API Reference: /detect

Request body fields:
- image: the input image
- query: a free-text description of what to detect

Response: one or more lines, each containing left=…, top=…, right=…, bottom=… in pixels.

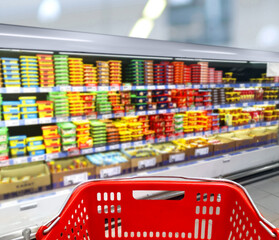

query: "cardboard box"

left=151, top=143, right=188, bottom=166
left=266, top=132, right=278, bottom=144
left=96, top=161, right=131, bottom=179
left=130, top=155, right=162, bottom=172
left=155, top=150, right=187, bottom=166
left=234, top=138, right=255, bottom=150
left=50, top=158, right=96, bottom=189
left=213, top=140, right=236, bottom=155
left=187, top=145, right=214, bottom=160
left=0, top=162, right=51, bottom=200
left=252, top=134, right=270, bottom=146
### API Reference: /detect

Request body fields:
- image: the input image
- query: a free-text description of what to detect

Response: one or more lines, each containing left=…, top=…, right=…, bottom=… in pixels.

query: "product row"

left=1, top=55, right=279, bottom=87
left=0, top=125, right=277, bottom=199
left=1, top=104, right=278, bottom=159
left=1, top=87, right=279, bottom=121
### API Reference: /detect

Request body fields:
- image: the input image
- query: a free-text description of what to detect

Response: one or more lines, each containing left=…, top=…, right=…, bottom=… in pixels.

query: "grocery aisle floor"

left=245, top=175, right=279, bottom=227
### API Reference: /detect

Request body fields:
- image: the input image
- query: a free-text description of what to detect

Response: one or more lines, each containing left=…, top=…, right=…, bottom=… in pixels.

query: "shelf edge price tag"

left=186, top=133, right=194, bottom=138
left=110, top=86, right=120, bottom=91
left=87, top=114, right=97, bottom=120
left=5, top=120, right=19, bottom=127
left=123, top=85, right=132, bottom=91
left=114, top=112, right=124, bottom=118
left=146, top=139, right=155, bottom=144
left=81, top=148, right=93, bottom=155
left=39, top=118, right=52, bottom=124
left=6, top=87, right=21, bottom=93
left=195, top=132, right=202, bottom=136
left=46, top=153, right=60, bottom=160
left=133, top=141, right=143, bottom=147
left=180, top=107, right=187, bottom=112
left=32, top=155, right=45, bottom=162
left=95, top=146, right=106, bottom=152
left=0, top=160, right=9, bottom=167
left=121, top=142, right=131, bottom=149
left=148, top=110, right=156, bottom=115
left=126, top=112, right=135, bottom=116
left=71, top=116, right=83, bottom=121
left=239, top=84, right=245, bottom=87
left=157, top=85, right=165, bottom=89
left=109, top=144, right=120, bottom=150
left=168, top=85, right=176, bottom=89
left=40, top=87, right=52, bottom=92
left=13, top=157, right=28, bottom=165
left=98, top=86, right=109, bottom=91
left=137, top=111, right=146, bottom=116
left=23, top=87, right=37, bottom=93
left=168, top=136, right=176, bottom=141
left=24, top=119, right=38, bottom=125
left=242, top=103, right=248, bottom=107
left=60, top=86, right=72, bottom=92
left=102, top=114, right=112, bottom=119
left=72, top=86, right=84, bottom=92
left=204, top=131, right=211, bottom=136
left=147, top=85, right=155, bottom=90
left=170, top=108, right=178, bottom=113
left=158, top=109, right=167, bottom=114
left=266, top=122, right=271, bottom=126
left=136, top=86, right=143, bottom=90
left=56, top=117, right=69, bottom=123
left=157, top=137, right=166, bottom=143
left=86, top=86, right=97, bottom=91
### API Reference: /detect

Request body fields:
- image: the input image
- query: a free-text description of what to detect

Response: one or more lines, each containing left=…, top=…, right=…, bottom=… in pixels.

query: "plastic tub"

left=3, top=112, right=20, bottom=120
left=43, top=134, right=61, bottom=145
left=42, top=125, right=58, bottom=136
left=10, top=147, right=26, bottom=157
left=19, top=96, right=36, bottom=105
left=45, top=144, right=61, bottom=154
left=27, top=145, right=46, bottom=156
left=26, top=136, right=44, bottom=146
left=20, top=104, right=38, bottom=113
left=21, top=112, right=38, bottom=119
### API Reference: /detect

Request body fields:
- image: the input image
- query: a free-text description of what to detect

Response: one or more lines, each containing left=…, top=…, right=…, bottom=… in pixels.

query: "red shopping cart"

left=36, top=177, right=279, bottom=240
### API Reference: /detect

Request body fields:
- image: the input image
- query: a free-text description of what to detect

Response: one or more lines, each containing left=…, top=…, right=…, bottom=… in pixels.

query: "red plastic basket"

left=36, top=177, right=279, bottom=240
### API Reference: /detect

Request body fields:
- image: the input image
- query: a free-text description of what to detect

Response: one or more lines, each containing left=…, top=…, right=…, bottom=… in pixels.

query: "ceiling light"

left=143, top=0, right=167, bottom=20
left=38, top=0, right=61, bottom=23
left=129, top=18, right=154, bottom=38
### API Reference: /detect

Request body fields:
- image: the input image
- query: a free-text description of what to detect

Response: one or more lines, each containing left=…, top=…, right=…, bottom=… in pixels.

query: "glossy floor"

left=245, top=175, right=279, bottom=227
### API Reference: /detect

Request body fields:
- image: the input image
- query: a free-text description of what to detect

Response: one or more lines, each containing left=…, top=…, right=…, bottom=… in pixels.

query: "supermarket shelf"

left=0, top=83, right=279, bottom=94
left=1, top=100, right=279, bottom=128
left=1, top=120, right=278, bottom=167
left=1, top=144, right=279, bottom=239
